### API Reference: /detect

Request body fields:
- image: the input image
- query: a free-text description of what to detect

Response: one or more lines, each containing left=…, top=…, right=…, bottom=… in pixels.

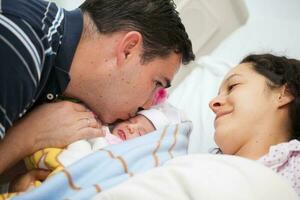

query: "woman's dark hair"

left=80, top=0, right=195, bottom=64
left=241, top=54, right=300, bottom=140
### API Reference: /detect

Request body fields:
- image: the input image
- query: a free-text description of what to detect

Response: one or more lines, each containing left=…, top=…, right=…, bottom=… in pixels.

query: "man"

left=0, top=0, right=194, bottom=176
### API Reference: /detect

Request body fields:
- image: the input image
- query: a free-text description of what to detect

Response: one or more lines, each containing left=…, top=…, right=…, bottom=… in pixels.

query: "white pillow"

left=169, top=56, right=231, bottom=153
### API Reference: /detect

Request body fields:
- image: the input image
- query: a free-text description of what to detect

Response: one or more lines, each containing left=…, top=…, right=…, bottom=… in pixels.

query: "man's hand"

left=0, top=101, right=103, bottom=174
left=9, top=169, right=50, bottom=192
left=19, top=101, right=103, bottom=151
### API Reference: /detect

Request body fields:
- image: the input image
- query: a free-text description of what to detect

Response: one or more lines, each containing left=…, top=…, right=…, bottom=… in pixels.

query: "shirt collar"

left=54, top=8, right=83, bottom=93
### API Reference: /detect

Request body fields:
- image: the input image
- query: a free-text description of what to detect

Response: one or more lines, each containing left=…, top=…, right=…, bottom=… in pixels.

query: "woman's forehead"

left=226, top=63, right=253, bottom=77
left=218, top=63, right=258, bottom=93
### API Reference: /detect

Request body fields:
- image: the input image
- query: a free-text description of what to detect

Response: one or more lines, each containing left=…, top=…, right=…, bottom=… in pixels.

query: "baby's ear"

left=277, top=85, right=294, bottom=108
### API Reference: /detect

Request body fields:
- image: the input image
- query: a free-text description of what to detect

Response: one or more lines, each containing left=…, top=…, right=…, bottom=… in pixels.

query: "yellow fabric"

left=0, top=148, right=65, bottom=199
left=25, top=148, right=63, bottom=171
left=0, top=193, right=17, bottom=200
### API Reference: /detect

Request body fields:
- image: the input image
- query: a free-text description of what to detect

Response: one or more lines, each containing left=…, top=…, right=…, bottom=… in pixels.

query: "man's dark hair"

left=241, top=54, right=300, bottom=140
left=80, top=0, right=195, bottom=64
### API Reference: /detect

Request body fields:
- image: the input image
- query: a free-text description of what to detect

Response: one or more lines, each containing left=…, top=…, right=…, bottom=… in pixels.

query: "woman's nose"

left=209, top=96, right=223, bottom=114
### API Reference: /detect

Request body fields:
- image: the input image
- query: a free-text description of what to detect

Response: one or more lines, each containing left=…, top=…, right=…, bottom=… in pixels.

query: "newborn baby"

left=25, top=102, right=189, bottom=168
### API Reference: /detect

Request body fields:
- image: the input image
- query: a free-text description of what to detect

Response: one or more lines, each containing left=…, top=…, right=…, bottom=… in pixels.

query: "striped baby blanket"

left=6, top=122, right=191, bottom=200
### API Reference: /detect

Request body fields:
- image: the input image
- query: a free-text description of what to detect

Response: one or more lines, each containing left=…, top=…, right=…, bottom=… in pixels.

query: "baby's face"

left=112, top=115, right=155, bottom=141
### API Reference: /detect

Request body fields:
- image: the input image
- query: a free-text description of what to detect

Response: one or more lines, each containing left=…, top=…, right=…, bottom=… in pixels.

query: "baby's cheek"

left=129, top=132, right=141, bottom=139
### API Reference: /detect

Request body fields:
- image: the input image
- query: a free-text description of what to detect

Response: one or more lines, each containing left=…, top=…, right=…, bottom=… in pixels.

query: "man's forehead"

left=164, top=56, right=181, bottom=75
left=148, top=53, right=181, bottom=80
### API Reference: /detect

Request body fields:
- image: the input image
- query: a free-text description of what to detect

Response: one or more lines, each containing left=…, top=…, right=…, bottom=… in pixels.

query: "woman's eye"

left=228, top=83, right=238, bottom=92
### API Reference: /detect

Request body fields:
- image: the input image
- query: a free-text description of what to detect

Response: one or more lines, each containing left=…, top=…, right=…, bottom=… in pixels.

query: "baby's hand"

left=9, top=170, right=50, bottom=192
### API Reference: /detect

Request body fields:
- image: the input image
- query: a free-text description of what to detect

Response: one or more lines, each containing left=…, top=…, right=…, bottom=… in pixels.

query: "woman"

left=209, top=54, right=300, bottom=195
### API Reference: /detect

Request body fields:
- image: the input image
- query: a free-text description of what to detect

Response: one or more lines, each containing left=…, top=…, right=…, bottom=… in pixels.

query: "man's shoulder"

left=1, top=0, right=62, bottom=35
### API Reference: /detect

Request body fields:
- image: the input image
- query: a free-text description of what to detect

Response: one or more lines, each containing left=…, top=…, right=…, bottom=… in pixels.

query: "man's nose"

left=141, top=98, right=153, bottom=110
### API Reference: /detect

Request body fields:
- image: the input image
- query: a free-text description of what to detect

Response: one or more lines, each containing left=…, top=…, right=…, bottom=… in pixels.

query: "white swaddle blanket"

left=59, top=126, right=122, bottom=167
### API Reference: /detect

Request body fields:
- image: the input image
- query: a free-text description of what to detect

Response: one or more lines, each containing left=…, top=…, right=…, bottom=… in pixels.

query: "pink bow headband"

left=152, top=88, right=168, bottom=105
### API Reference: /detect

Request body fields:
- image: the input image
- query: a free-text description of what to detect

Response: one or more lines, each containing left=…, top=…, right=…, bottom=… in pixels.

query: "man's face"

left=81, top=52, right=181, bottom=124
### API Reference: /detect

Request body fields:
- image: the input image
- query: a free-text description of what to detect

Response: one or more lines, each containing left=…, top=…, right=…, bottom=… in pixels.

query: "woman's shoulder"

left=258, top=139, right=300, bottom=168
left=258, top=140, right=300, bottom=196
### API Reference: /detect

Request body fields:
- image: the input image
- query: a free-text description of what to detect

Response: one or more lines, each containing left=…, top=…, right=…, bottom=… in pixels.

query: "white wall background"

left=245, top=0, right=300, bottom=22
left=211, top=0, right=300, bottom=65
left=49, top=0, right=84, bottom=10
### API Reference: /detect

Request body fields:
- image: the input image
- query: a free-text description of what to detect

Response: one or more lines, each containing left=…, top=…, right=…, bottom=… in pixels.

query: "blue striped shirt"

left=0, top=0, right=83, bottom=139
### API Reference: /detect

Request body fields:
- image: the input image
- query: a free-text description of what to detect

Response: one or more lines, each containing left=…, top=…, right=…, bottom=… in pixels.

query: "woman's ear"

left=277, top=85, right=295, bottom=108
left=116, top=31, right=142, bottom=66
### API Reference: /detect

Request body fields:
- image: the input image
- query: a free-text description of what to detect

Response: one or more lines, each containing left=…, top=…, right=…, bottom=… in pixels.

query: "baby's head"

left=111, top=103, right=188, bottom=141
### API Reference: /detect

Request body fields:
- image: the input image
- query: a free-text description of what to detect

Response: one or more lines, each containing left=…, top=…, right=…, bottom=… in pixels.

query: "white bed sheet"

left=94, top=155, right=298, bottom=200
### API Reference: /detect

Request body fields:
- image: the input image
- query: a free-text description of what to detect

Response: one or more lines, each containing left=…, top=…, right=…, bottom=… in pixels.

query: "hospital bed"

left=92, top=0, right=300, bottom=199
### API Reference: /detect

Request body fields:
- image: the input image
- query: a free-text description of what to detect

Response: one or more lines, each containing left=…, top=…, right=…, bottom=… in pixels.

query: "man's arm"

left=0, top=138, right=28, bottom=183
left=0, top=101, right=104, bottom=175
left=0, top=4, right=102, bottom=175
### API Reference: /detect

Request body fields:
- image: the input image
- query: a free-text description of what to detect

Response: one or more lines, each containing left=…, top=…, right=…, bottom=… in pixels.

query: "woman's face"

left=209, top=63, right=279, bottom=155
left=111, top=115, right=155, bottom=141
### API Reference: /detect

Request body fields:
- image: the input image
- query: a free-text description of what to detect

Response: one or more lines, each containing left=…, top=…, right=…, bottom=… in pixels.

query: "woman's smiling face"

left=209, top=63, right=279, bottom=155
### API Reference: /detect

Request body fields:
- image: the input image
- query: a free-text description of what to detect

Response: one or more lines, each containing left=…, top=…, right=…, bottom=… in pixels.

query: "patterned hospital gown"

left=258, top=139, right=300, bottom=196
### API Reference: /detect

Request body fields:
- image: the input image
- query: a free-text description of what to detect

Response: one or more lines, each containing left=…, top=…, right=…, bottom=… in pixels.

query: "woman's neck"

left=234, top=118, right=291, bottom=160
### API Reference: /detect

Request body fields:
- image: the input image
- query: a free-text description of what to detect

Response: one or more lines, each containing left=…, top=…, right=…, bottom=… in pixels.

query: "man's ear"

left=277, top=85, right=295, bottom=108
left=116, top=31, right=142, bottom=66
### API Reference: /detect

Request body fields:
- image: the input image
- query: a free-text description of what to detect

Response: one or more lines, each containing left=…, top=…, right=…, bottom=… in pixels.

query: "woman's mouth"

left=117, top=129, right=127, bottom=141
left=215, top=111, right=232, bottom=121
left=214, top=112, right=232, bottom=126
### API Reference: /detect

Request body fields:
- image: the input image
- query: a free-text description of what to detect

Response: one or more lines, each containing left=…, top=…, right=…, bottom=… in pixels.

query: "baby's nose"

left=127, top=124, right=137, bottom=134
